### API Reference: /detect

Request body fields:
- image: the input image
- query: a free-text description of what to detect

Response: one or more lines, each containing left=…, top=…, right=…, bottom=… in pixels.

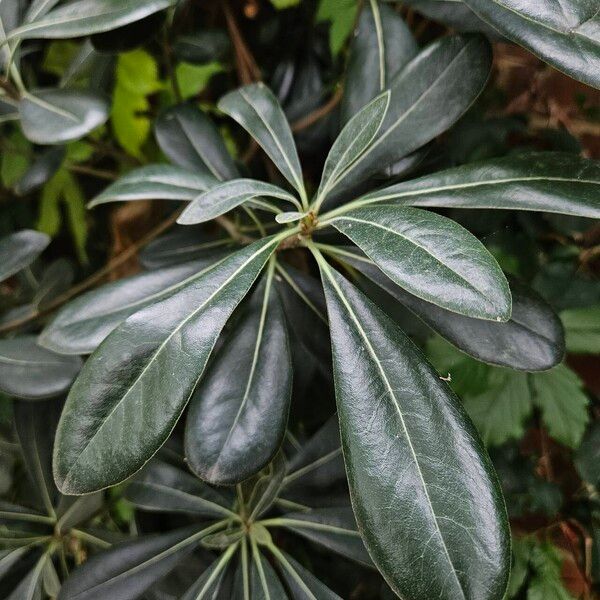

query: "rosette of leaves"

left=0, top=401, right=117, bottom=599
left=18, top=7, right=599, bottom=600
left=59, top=417, right=370, bottom=599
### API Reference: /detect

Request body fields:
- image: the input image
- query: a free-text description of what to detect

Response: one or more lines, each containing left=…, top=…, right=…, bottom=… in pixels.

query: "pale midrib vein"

left=238, top=89, right=303, bottom=193
left=178, top=116, right=223, bottom=181
left=319, top=258, right=466, bottom=599
left=251, top=540, right=271, bottom=600
left=369, top=0, right=385, bottom=89
left=27, top=424, right=56, bottom=519
left=63, top=241, right=277, bottom=485
left=284, top=448, right=342, bottom=485
left=24, top=93, right=80, bottom=122
left=0, top=356, right=63, bottom=366
left=332, top=216, right=496, bottom=307
left=195, top=542, right=238, bottom=599
left=283, top=519, right=361, bottom=537
left=270, top=546, right=317, bottom=600
left=276, top=263, right=327, bottom=324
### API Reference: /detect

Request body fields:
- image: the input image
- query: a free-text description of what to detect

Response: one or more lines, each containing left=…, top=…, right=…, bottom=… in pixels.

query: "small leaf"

left=275, top=211, right=305, bottom=223
left=19, top=89, right=109, bottom=145
left=218, top=83, right=305, bottom=199
left=178, top=179, right=298, bottom=225
left=14, top=146, right=65, bottom=196
left=175, top=62, right=223, bottom=101
left=185, top=272, right=292, bottom=485
left=331, top=206, right=511, bottom=321
left=0, top=229, right=49, bottom=284
left=54, top=238, right=279, bottom=494
left=316, top=0, right=359, bottom=56
left=88, top=165, right=216, bottom=207
left=8, top=0, right=176, bottom=40
left=0, top=337, right=81, bottom=400
left=155, top=103, right=239, bottom=181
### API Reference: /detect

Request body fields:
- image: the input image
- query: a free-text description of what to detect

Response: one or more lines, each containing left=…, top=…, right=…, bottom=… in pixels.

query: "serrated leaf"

left=0, top=337, right=81, bottom=400
left=330, top=206, right=511, bottom=321
left=88, top=165, right=216, bottom=208
left=19, top=89, right=108, bottom=145
left=354, top=151, right=600, bottom=218
left=185, top=272, right=292, bottom=485
left=218, top=83, right=305, bottom=199
left=341, top=1, right=418, bottom=124
left=315, top=254, right=510, bottom=599
left=54, top=238, right=279, bottom=494
left=0, top=230, right=49, bottom=284
left=155, top=103, right=239, bottom=181
left=9, top=0, right=176, bottom=40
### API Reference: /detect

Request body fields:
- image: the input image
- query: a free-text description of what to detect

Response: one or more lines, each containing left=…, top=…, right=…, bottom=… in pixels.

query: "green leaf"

left=330, top=34, right=492, bottom=195
left=175, top=61, right=223, bottom=100
left=124, top=459, right=235, bottom=518
left=39, top=254, right=229, bottom=355
left=54, top=238, right=279, bottom=494
left=344, top=251, right=564, bottom=370
left=0, top=230, right=49, bottom=284
left=330, top=206, right=511, bottom=321
left=270, top=0, right=300, bottom=8
left=218, top=83, right=306, bottom=200
left=173, top=30, right=230, bottom=65
left=38, top=169, right=88, bottom=263
left=531, top=364, right=589, bottom=449
left=180, top=545, right=238, bottom=600
left=341, top=1, right=418, bottom=124
left=185, top=270, right=292, bottom=485
left=316, top=91, right=390, bottom=204
left=316, top=0, right=359, bottom=56
left=1, top=131, right=31, bottom=187
left=88, top=164, right=216, bottom=207
left=155, top=103, right=239, bottom=182
left=0, top=337, right=81, bottom=400
left=19, top=89, right=109, bottom=145
left=178, top=179, right=299, bottom=225
left=14, top=146, right=66, bottom=196
left=6, top=554, right=47, bottom=600
left=8, top=0, right=176, bottom=40
left=250, top=545, right=287, bottom=599
left=461, top=0, right=600, bottom=89
left=574, top=421, right=600, bottom=487
left=354, top=152, right=600, bottom=218
left=527, top=541, right=575, bottom=600
left=561, top=305, right=600, bottom=354
left=111, top=49, right=162, bottom=159
left=314, top=253, right=510, bottom=600
left=58, top=526, right=211, bottom=600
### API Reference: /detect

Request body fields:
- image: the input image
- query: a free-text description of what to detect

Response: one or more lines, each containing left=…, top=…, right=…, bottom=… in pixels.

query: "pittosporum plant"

left=1, top=0, right=599, bottom=599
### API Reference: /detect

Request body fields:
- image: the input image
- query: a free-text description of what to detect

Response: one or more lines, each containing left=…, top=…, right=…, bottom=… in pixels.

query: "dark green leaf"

left=185, top=272, right=292, bottom=485
left=354, top=152, right=600, bottom=218
left=55, top=493, right=103, bottom=532
left=341, top=2, right=418, bottom=124
left=180, top=545, right=238, bottom=600
left=19, top=89, right=109, bottom=145
left=88, top=165, right=216, bottom=207
left=0, top=337, right=81, bottom=400
left=218, top=83, right=306, bottom=200
left=345, top=252, right=564, bottom=370
left=0, top=230, right=49, bottom=283
left=125, top=459, right=235, bottom=519
left=575, top=421, right=600, bottom=487
left=250, top=545, right=287, bottom=599
left=40, top=255, right=229, bottom=355
left=178, top=179, right=299, bottom=225
left=6, top=554, right=47, bottom=600
left=8, top=0, right=176, bottom=40
left=462, top=0, right=600, bottom=89
left=155, top=103, right=239, bottom=181
left=173, top=30, right=230, bottom=64
left=54, top=238, right=279, bottom=494
left=58, top=526, right=207, bottom=600
left=561, top=305, right=600, bottom=354
left=330, top=206, right=511, bottom=321
left=246, top=452, right=287, bottom=520
left=315, top=255, right=510, bottom=599
left=90, top=11, right=166, bottom=53
left=14, top=146, right=65, bottom=196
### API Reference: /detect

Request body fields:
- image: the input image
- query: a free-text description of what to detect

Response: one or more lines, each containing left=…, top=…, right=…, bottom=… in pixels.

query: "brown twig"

left=0, top=77, right=20, bottom=101
left=0, top=210, right=182, bottom=334
left=291, top=87, right=343, bottom=132
left=223, top=0, right=261, bottom=84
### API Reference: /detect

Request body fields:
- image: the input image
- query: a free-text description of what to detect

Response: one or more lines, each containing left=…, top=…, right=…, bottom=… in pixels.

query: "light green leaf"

left=175, top=61, right=223, bottom=100
left=527, top=541, right=575, bottom=600
left=1, top=131, right=31, bottom=187
left=316, top=0, right=359, bottom=55
left=561, top=305, right=600, bottom=354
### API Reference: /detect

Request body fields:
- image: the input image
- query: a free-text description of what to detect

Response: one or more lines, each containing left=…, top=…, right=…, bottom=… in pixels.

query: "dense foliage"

left=0, top=1, right=599, bottom=598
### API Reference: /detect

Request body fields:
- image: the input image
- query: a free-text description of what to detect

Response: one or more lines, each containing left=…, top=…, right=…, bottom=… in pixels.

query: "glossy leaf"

left=462, top=0, right=600, bottom=89
left=7, top=555, right=47, bottom=600
left=180, top=546, right=238, bottom=600
left=14, top=146, right=65, bottom=196
left=185, top=274, right=292, bottom=485
left=124, top=460, right=235, bottom=518
left=316, top=91, right=390, bottom=203
left=249, top=546, right=287, bottom=599
left=8, top=0, right=176, bottom=40
left=0, top=230, right=49, bottom=283
left=0, top=337, right=82, bottom=400
left=58, top=526, right=207, bottom=600
left=332, top=34, right=492, bottom=194
left=173, top=30, right=230, bottom=64
left=178, top=179, right=299, bottom=225
left=345, top=251, right=564, bottom=370
left=341, top=1, right=418, bottom=124
left=155, top=103, right=239, bottom=181
left=315, top=256, right=510, bottom=600
left=218, top=83, right=306, bottom=198
left=40, top=255, right=229, bottom=355
left=88, top=165, right=216, bottom=207
left=19, top=89, right=109, bottom=145
left=54, top=238, right=279, bottom=494
left=331, top=206, right=511, bottom=321
left=353, top=152, right=600, bottom=218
